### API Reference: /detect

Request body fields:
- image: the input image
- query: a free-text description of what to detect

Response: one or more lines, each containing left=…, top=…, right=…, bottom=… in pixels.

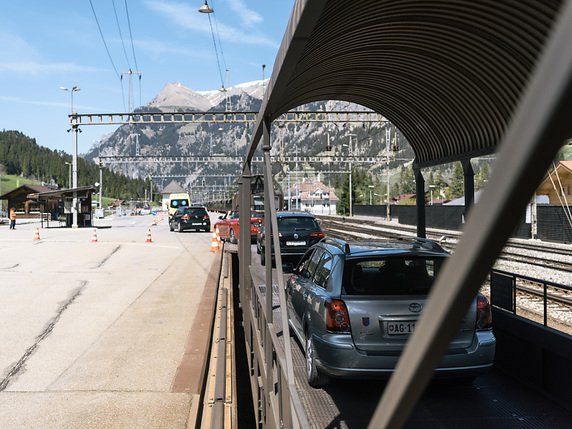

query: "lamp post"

left=64, top=161, right=72, bottom=189
left=98, top=160, right=103, bottom=209
left=61, top=85, right=80, bottom=228
left=429, top=184, right=436, bottom=206
left=368, top=185, right=375, bottom=205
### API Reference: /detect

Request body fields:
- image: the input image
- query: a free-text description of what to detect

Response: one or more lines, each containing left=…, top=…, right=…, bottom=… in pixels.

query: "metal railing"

left=491, top=269, right=572, bottom=328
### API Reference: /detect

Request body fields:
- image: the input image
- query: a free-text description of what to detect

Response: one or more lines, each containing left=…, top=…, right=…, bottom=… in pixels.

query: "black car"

left=257, top=211, right=324, bottom=266
left=169, top=206, right=210, bottom=232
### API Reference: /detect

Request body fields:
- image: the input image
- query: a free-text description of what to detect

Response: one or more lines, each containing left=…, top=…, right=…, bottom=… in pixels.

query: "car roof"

left=319, top=237, right=449, bottom=257
left=276, top=211, right=316, bottom=218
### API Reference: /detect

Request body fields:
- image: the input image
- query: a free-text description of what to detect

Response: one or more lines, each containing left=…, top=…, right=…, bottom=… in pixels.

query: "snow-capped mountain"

left=149, top=80, right=266, bottom=112
left=85, top=80, right=411, bottom=196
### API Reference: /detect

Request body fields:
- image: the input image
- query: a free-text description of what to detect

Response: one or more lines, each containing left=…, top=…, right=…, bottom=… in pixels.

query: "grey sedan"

left=286, top=237, right=496, bottom=387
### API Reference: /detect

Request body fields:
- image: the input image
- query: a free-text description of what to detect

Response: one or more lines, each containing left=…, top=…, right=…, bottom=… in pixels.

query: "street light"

left=198, top=0, right=213, bottom=13
left=368, top=185, right=375, bottom=205
left=429, top=184, right=437, bottom=206
left=61, top=85, right=80, bottom=228
left=64, top=161, right=72, bottom=189
left=60, top=86, right=80, bottom=114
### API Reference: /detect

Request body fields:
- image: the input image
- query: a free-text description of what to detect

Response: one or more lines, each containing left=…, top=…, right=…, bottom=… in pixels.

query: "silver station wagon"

left=286, top=237, right=496, bottom=388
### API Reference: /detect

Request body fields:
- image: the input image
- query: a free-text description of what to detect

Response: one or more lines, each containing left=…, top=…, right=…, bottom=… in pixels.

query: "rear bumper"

left=181, top=221, right=210, bottom=230
left=312, top=330, right=496, bottom=380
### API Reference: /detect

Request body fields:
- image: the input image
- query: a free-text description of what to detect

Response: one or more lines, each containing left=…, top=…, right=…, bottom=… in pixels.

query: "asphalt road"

left=0, top=213, right=217, bottom=428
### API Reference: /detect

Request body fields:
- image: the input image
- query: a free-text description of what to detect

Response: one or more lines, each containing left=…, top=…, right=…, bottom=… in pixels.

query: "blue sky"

left=0, top=1, right=294, bottom=154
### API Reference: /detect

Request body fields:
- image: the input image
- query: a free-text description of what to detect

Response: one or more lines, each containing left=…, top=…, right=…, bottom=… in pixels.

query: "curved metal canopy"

left=246, top=0, right=563, bottom=168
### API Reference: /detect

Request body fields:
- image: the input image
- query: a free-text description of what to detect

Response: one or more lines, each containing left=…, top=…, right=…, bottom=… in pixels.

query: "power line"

left=210, top=1, right=227, bottom=79
left=112, top=0, right=132, bottom=69
left=124, top=0, right=139, bottom=71
left=88, top=0, right=122, bottom=81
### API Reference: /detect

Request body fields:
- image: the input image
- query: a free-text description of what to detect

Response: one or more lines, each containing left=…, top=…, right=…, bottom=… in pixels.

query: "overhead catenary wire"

left=202, top=1, right=226, bottom=91
left=112, top=0, right=132, bottom=69
left=124, top=0, right=142, bottom=107
left=210, top=1, right=228, bottom=85
left=88, top=0, right=127, bottom=111
left=548, top=162, right=572, bottom=227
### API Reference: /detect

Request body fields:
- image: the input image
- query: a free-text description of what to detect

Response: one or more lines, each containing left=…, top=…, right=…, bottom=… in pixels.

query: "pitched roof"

left=161, top=180, right=185, bottom=194
left=0, top=184, right=54, bottom=200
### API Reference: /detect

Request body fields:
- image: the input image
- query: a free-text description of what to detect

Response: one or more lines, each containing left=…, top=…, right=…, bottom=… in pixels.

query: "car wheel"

left=256, top=243, right=261, bottom=254
left=178, top=222, right=184, bottom=233
left=230, top=229, right=237, bottom=244
left=305, top=332, right=329, bottom=388
left=169, top=223, right=174, bottom=232
left=260, top=249, right=265, bottom=266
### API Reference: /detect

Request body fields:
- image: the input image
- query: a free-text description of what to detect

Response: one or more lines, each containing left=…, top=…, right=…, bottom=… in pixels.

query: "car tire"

left=230, top=229, right=237, bottom=244
left=178, top=223, right=184, bottom=233
left=260, top=249, right=265, bottom=266
left=305, top=332, right=329, bottom=388
left=256, top=243, right=261, bottom=254
left=169, top=223, right=174, bottom=232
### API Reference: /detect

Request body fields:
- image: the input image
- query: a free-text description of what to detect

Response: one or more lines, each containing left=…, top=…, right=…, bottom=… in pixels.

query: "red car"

left=215, top=210, right=263, bottom=244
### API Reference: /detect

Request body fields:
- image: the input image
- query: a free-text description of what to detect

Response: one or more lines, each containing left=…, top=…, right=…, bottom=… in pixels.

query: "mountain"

left=84, top=80, right=413, bottom=199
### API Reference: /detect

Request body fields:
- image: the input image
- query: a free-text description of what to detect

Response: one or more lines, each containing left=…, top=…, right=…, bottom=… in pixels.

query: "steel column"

left=462, top=158, right=475, bottom=214
left=414, top=168, right=426, bottom=238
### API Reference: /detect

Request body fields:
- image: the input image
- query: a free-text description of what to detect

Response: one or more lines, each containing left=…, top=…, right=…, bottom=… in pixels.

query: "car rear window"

left=186, top=207, right=207, bottom=216
left=277, top=216, right=319, bottom=230
left=342, top=257, right=446, bottom=295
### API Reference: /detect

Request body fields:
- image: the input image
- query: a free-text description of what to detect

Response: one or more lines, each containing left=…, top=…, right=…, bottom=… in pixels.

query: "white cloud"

left=135, top=39, right=212, bottom=59
left=0, top=61, right=101, bottom=75
left=145, top=0, right=277, bottom=48
left=226, top=0, right=263, bottom=27
left=0, top=96, right=102, bottom=112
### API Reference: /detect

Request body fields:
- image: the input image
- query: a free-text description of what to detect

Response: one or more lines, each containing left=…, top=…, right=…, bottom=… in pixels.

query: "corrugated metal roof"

left=246, top=0, right=563, bottom=168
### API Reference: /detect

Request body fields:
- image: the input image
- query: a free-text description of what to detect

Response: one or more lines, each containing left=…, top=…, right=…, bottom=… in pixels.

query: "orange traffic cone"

left=91, top=229, right=98, bottom=243
left=210, top=231, right=219, bottom=252
left=34, top=228, right=41, bottom=241
left=146, top=229, right=153, bottom=243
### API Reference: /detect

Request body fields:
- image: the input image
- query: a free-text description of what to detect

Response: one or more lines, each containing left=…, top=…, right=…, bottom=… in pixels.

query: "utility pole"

left=121, top=69, right=142, bottom=112
left=386, top=127, right=391, bottom=221
left=61, top=85, right=80, bottom=227
left=347, top=133, right=357, bottom=216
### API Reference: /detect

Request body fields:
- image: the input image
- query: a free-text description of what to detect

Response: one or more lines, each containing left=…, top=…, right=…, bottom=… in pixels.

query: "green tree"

left=448, top=162, right=464, bottom=199
left=475, top=163, right=490, bottom=189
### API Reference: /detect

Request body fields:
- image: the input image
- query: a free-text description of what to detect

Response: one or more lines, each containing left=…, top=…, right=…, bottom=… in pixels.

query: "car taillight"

left=310, top=231, right=325, bottom=238
left=203, top=214, right=209, bottom=220
left=476, top=295, right=492, bottom=330
left=181, top=214, right=189, bottom=220
left=325, top=299, right=351, bottom=333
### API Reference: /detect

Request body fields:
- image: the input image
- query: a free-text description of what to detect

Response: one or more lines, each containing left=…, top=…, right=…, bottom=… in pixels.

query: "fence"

left=354, top=204, right=569, bottom=243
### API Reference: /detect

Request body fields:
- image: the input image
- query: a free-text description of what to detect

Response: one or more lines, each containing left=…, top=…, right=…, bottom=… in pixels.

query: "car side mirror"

left=218, top=215, right=223, bottom=219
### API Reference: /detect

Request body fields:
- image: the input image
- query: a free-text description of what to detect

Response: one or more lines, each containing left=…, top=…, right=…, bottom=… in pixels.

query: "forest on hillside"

left=0, top=130, right=154, bottom=201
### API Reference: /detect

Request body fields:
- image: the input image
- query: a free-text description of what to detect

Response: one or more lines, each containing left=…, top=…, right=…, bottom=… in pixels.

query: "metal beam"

left=98, top=155, right=381, bottom=164
left=69, top=110, right=385, bottom=126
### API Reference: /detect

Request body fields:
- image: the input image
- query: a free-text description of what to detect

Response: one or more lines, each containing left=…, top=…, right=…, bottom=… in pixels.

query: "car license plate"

left=387, top=321, right=416, bottom=335
left=191, top=222, right=202, bottom=225
left=286, top=241, right=306, bottom=246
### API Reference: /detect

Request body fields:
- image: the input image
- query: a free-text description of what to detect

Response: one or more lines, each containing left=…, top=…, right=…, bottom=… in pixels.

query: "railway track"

left=318, top=216, right=572, bottom=274
left=317, top=215, right=572, bottom=331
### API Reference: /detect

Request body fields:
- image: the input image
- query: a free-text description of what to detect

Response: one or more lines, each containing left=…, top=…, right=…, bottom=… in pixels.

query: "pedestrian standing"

left=9, top=208, right=16, bottom=230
